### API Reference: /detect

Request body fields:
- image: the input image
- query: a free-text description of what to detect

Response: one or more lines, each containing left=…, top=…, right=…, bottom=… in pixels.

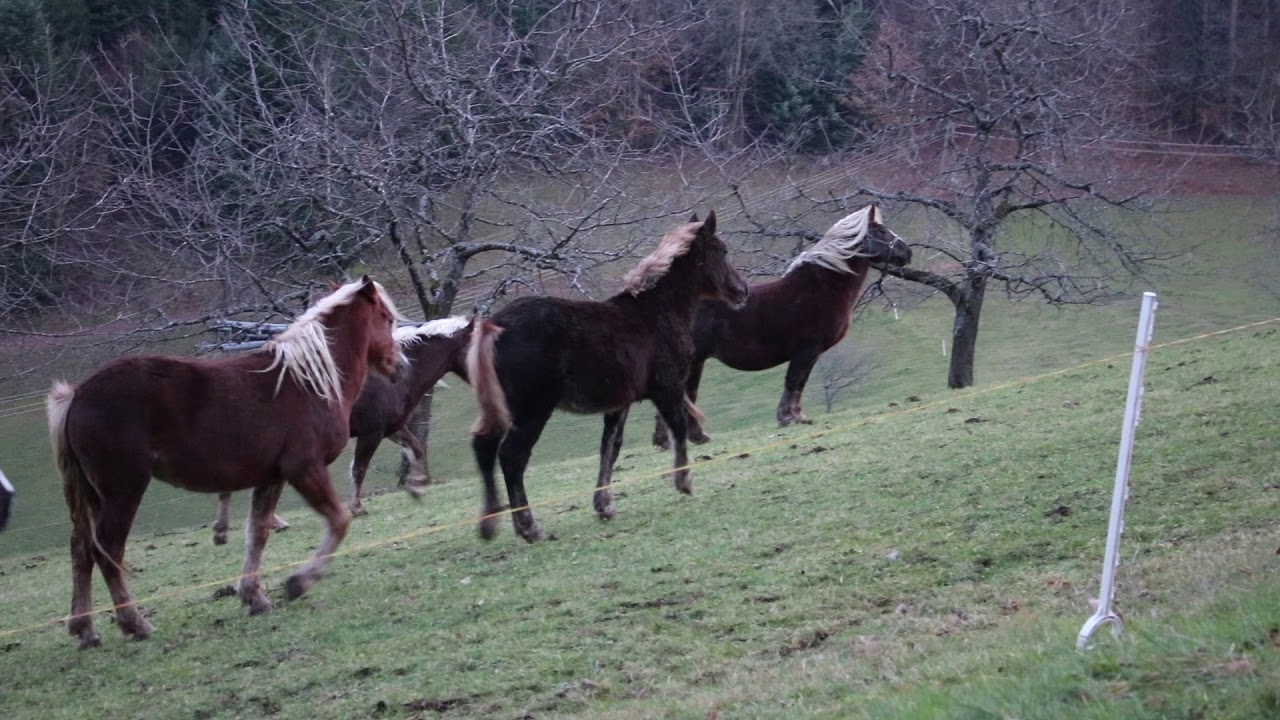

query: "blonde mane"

left=262, top=279, right=400, bottom=402
left=394, top=315, right=470, bottom=345
left=622, top=222, right=702, bottom=295
left=784, top=205, right=882, bottom=276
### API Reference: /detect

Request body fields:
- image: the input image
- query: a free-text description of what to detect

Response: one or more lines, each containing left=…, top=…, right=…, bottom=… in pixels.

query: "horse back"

left=66, top=354, right=346, bottom=492
left=704, top=271, right=856, bottom=371
left=493, top=297, right=657, bottom=414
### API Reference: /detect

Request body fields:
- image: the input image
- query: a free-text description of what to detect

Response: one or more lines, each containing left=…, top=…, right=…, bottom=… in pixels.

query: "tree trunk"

left=947, top=276, right=986, bottom=389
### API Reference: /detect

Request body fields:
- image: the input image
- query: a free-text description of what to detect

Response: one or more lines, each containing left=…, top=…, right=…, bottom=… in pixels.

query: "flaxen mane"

left=262, top=280, right=401, bottom=402
left=785, top=205, right=881, bottom=276
left=622, top=222, right=702, bottom=295
left=394, top=316, right=470, bottom=345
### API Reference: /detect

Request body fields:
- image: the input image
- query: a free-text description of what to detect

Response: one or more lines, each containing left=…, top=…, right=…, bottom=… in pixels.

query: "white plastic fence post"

left=1077, top=291, right=1158, bottom=650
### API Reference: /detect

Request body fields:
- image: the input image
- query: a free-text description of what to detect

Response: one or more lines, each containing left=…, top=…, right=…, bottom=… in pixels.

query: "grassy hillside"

left=1, top=197, right=1277, bottom=560
left=0, top=314, right=1276, bottom=719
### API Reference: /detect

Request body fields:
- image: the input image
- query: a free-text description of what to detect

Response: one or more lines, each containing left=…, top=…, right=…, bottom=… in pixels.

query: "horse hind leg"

left=284, top=465, right=351, bottom=602
left=498, top=412, right=551, bottom=543
left=213, top=492, right=232, bottom=545
left=389, top=426, right=429, bottom=498
left=94, top=490, right=154, bottom=641
left=348, top=434, right=379, bottom=516
left=67, top=522, right=100, bottom=649
left=778, top=352, right=820, bottom=426
left=236, top=482, right=285, bottom=615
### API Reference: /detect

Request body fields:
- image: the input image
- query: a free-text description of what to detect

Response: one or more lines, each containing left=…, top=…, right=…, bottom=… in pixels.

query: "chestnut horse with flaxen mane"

left=211, top=315, right=473, bottom=539
left=468, top=212, right=749, bottom=543
left=47, top=277, right=404, bottom=649
left=652, top=205, right=912, bottom=447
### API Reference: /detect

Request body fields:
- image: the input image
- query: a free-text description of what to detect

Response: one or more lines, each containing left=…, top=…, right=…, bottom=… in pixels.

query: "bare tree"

left=831, top=0, right=1170, bottom=388
left=814, top=343, right=877, bottom=413
left=80, top=0, right=737, bottom=483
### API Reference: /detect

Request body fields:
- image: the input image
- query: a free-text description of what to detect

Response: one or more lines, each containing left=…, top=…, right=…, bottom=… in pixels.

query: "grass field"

left=0, top=196, right=1277, bottom=718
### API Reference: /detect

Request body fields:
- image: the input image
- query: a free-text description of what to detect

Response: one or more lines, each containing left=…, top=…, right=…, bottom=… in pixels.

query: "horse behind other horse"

left=653, top=205, right=911, bottom=447
left=211, top=315, right=473, bottom=541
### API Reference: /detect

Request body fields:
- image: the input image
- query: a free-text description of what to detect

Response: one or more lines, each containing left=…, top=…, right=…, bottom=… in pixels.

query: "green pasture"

left=0, top=195, right=1277, bottom=718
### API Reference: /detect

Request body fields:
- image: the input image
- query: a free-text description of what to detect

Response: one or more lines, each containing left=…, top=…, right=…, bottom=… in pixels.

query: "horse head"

left=354, top=276, right=408, bottom=380
left=862, top=206, right=912, bottom=268
left=692, top=211, right=750, bottom=309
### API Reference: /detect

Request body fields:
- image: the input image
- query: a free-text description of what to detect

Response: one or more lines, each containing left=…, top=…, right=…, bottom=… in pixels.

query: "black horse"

left=468, top=212, right=749, bottom=542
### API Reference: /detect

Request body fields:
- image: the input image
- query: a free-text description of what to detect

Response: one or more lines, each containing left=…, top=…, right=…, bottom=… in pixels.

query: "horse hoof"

left=403, top=483, right=427, bottom=500
left=246, top=597, right=273, bottom=616
left=596, top=505, right=616, bottom=520
left=284, top=575, right=309, bottom=601
left=76, top=632, right=102, bottom=650
left=271, top=516, right=290, bottom=531
left=212, top=532, right=228, bottom=546
left=673, top=474, right=693, bottom=495
left=124, top=619, right=154, bottom=640
left=350, top=505, right=369, bottom=518
left=518, top=527, right=546, bottom=544
left=690, top=432, right=712, bottom=445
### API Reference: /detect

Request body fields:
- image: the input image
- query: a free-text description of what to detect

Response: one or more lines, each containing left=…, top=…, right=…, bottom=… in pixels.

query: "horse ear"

left=356, top=275, right=377, bottom=298
left=688, top=212, right=700, bottom=223
left=869, top=205, right=882, bottom=225
left=700, top=210, right=717, bottom=236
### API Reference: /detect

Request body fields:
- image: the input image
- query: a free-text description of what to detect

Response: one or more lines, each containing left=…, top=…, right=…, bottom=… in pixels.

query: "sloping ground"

left=0, top=324, right=1275, bottom=719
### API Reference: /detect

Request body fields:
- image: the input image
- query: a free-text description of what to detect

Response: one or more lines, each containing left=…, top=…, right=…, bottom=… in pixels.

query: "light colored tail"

left=47, top=382, right=122, bottom=573
left=48, top=382, right=94, bottom=540
left=684, top=395, right=706, bottom=426
left=466, top=319, right=512, bottom=435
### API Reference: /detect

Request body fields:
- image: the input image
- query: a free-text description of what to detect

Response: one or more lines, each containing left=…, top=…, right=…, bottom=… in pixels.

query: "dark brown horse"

left=652, top=205, right=912, bottom=448
left=47, top=277, right=404, bottom=649
left=468, top=212, right=749, bottom=542
left=211, top=316, right=473, bottom=541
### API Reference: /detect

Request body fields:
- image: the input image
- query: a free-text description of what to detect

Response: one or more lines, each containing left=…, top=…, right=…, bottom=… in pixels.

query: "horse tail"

left=47, top=382, right=120, bottom=573
left=467, top=319, right=512, bottom=435
left=684, top=395, right=706, bottom=426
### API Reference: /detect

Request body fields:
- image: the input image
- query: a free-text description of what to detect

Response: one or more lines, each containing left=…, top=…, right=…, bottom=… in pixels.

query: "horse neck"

left=789, top=258, right=873, bottom=309
left=324, top=307, right=372, bottom=410
left=403, top=339, right=457, bottom=395
left=623, top=268, right=702, bottom=328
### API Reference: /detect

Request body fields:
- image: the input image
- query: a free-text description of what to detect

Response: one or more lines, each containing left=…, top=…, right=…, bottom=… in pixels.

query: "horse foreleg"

left=389, top=426, right=429, bottom=497
left=284, top=466, right=351, bottom=601
left=472, top=431, right=505, bottom=540
left=94, top=491, right=153, bottom=641
left=213, top=492, right=232, bottom=545
left=594, top=408, right=629, bottom=519
left=655, top=394, right=693, bottom=494
left=778, top=351, right=821, bottom=426
left=348, top=434, right=379, bottom=516
left=67, top=521, right=100, bottom=649
left=237, top=482, right=284, bottom=616
left=498, top=412, right=550, bottom=543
